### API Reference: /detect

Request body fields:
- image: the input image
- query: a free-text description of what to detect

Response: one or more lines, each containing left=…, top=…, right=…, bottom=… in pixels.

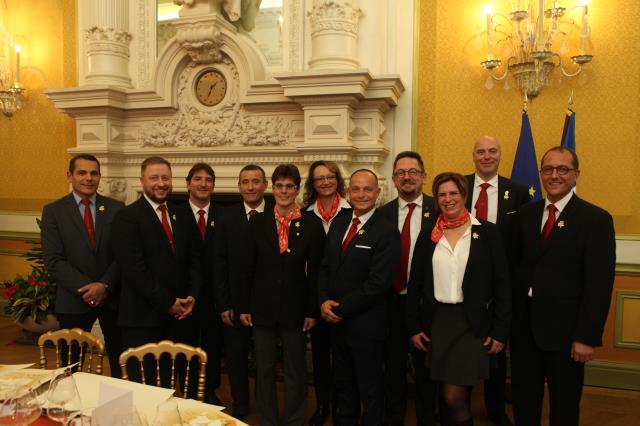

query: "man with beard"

left=379, top=151, right=436, bottom=426
left=465, top=136, right=529, bottom=426
left=176, top=163, right=224, bottom=404
left=112, top=156, right=202, bottom=383
left=41, top=154, right=124, bottom=377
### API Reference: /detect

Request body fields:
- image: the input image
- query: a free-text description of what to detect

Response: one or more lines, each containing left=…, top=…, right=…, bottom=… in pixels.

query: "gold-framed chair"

left=118, top=340, right=208, bottom=402
left=37, top=328, right=106, bottom=375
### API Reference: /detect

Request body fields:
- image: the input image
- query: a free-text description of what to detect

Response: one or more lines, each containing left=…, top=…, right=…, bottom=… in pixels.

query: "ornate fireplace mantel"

left=46, top=0, right=408, bottom=203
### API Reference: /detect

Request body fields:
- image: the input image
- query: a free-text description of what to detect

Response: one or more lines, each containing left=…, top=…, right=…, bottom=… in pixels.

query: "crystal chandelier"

left=0, top=20, right=24, bottom=118
left=480, top=0, right=593, bottom=98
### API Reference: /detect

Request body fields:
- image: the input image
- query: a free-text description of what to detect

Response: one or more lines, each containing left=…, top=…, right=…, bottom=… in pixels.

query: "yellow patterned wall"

left=0, top=0, right=76, bottom=212
left=417, top=0, right=640, bottom=234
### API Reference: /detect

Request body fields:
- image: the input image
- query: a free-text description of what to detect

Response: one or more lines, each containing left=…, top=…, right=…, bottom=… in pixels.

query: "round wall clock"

left=195, top=69, right=227, bottom=106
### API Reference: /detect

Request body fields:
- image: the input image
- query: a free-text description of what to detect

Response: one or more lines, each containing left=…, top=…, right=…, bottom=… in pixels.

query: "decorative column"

left=308, top=0, right=362, bottom=70
left=84, top=0, right=132, bottom=87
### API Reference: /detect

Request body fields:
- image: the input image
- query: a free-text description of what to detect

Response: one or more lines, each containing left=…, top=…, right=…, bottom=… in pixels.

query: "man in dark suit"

left=112, top=156, right=202, bottom=383
left=510, top=147, right=615, bottom=426
left=319, top=169, right=401, bottom=426
left=239, top=164, right=325, bottom=426
left=379, top=151, right=436, bottom=426
left=176, top=163, right=223, bottom=404
left=42, top=154, right=124, bottom=377
left=464, top=136, right=530, bottom=426
left=214, top=164, right=269, bottom=420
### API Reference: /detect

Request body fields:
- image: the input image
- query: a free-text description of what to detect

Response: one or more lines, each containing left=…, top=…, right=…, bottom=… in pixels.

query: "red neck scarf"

left=275, top=205, right=302, bottom=253
left=430, top=209, right=470, bottom=243
left=317, top=194, right=341, bottom=223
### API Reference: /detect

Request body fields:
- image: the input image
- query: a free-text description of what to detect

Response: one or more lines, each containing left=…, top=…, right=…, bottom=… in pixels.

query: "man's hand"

left=410, top=332, right=431, bottom=352
left=168, top=298, right=186, bottom=317
left=571, top=341, right=595, bottom=363
left=78, top=282, right=108, bottom=307
left=221, top=309, right=234, bottom=326
left=303, top=317, right=317, bottom=332
left=239, top=313, right=253, bottom=327
left=483, top=336, right=505, bottom=355
left=320, top=300, right=342, bottom=323
left=176, top=296, right=196, bottom=320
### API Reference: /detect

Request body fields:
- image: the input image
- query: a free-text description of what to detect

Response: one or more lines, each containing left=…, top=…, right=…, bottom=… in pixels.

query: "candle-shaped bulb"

left=14, top=44, right=21, bottom=85
left=15, top=44, right=21, bottom=53
left=484, top=4, right=493, bottom=14
left=485, top=5, right=494, bottom=59
left=581, top=0, right=589, bottom=5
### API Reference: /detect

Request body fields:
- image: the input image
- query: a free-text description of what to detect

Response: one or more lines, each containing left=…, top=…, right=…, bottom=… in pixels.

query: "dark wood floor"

left=1, top=316, right=638, bottom=425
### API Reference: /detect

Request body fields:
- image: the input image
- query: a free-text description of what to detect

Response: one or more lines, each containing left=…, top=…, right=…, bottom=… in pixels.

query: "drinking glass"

left=151, top=399, right=182, bottom=426
left=0, top=386, right=42, bottom=426
left=46, top=371, right=82, bottom=426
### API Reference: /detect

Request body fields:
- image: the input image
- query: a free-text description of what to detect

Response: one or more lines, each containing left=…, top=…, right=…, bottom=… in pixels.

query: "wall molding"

left=584, top=360, right=640, bottom=391
left=614, top=290, right=640, bottom=349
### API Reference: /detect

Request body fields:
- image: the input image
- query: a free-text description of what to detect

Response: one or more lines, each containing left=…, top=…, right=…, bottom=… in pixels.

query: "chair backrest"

left=118, top=340, right=208, bottom=402
left=37, top=328, right=105, bottom=375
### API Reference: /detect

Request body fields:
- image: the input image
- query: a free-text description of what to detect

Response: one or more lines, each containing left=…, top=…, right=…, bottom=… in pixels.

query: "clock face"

left=195, top=70, right=227, bottom=106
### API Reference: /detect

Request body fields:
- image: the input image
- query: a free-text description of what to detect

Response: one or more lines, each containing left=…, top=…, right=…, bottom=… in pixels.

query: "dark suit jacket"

left=318, top=210, right=401, bottom=340
left=112, top=197, right=202, bottom=327
left=42, top=193, right=124, bottom=315
left=379, top=193, right=435, bottom=232
left=511, top=195, right=615, bottom=351
left=406, top=219, right=512, bottom=344
left=465, top=174, right=530, bottom=236
left=175, top=201, right=222, bottom=315
left=240, top=208, right=325, bottom=329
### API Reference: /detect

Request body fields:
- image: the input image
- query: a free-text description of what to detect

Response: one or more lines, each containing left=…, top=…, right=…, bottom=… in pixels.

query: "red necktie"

left=197, top=209, right=206, bottom=240
left=474, top=182, right=491, bottom=221
left=248, top=209, right=258, bottom=220
left=541, top=204, right=557, bottom=243
left=158, top=204, right=176, bottom=255
left=340, top=217, right=361, bottom=255
left=81, top=199, right=96, bottom=249
left=393, top=203, right=417, bottom=293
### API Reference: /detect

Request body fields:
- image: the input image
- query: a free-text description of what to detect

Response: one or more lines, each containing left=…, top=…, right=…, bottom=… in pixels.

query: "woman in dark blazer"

left=239, top=164, right=325, bottom=426
left=406, top=172, right=511, bottom=426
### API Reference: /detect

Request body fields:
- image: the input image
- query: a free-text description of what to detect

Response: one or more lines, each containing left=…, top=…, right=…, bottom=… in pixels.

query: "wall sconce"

left=480, top=0, right=593, bottom=98
left=0, top=39, right=25, bottom=118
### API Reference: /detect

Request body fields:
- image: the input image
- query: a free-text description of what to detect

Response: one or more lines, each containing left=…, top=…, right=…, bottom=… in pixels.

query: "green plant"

left=2, top=218, right=56, bottom=323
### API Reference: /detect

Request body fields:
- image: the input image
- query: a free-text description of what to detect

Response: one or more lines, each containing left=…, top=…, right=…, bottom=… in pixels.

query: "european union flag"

left=511, top=111, right=542, bottom=201
left=561, top=110, right=576, bottom=151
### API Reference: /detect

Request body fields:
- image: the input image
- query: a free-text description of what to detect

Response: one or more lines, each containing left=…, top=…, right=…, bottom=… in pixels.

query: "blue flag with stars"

left=511, top=111, right=542, bottom=201
left=561, top=110, right=576, bottom=151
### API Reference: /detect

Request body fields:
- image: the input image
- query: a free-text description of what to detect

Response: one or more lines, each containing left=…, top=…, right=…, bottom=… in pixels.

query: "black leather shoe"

left=308, top=404, right=330, bottom=426
left=488, top=414, right=514, bottom=426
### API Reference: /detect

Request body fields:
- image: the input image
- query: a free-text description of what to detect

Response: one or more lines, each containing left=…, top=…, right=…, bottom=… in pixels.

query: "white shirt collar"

left=143, top=193, right=166, bottom=212
left=474, top=173, right=499, bottom=188
left=72, top=192, right=96, bottom=206
left=544, top=190, right=574, bottom=214
left=398, top=194, right=423, bottom=210
left=352, top=207, right=376, bottom=226
left=244, top=199, right=265, bottom=215
left=189, top=200, right=210, bottom=216
left=306, top=196, right=351, bottom=213
left=469, top=213, right=482, bottom=226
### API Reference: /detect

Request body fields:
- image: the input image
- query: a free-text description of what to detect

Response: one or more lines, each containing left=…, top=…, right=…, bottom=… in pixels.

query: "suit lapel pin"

left=295, top=222, right=301, bottom=228
left=557, top=220, right=565, bottom=228
left=296, top=232, right=300, bottom=236
left=172, top=214, right=177, bottom=221
left=210, top=220, right=215, bottom=227
left=503, top=190, right=510, bottom=200
left=424, top=212, right=430, bottom=218
left=98, top=205, right=105, bottom=212
left=358, top=229, right=365, bottom=235
left=472, top=232, right=479, bottom=239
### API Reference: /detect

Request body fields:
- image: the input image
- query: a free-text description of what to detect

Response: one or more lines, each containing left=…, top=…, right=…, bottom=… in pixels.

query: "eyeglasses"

left=314, top=174, right=337, bottom=183
left=393, top=168, right=424, bottom=178
left=273, top=183, right=297, bottom=191
left=540, top=166, right=575, bottom=176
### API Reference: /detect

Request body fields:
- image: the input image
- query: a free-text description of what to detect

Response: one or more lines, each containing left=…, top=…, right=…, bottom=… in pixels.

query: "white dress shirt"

left=244, top=199, right=266, bottom=220
left=307, top=196, right=351, bottom=233
left=143, top=193, right=172, bottom=231
left=397, top=195, right=424, bottom=295
left=189, top=200, right=210, bottom=223
left=342, top=208, right=376, bottom=243
left=541, top=191, right=573, bottom=230
left=432, top=215, right=481, bottom=304
left=470, top=174, right=499, bottom=224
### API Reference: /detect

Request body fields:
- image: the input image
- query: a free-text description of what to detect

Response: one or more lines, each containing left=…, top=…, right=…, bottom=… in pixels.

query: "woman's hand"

left=410, top=332, right=431, bottom=352
left=483, top=336, right=504, bottom=354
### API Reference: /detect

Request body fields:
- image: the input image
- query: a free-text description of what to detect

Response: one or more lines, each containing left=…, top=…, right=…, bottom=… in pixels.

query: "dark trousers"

left=332, top=330, right=385, bottom=426
left=223, top=323, right=252, bottom=413
left=483, top=349, right=508, bottom=421
left=195, top=308, right=223, bottom=395
left=384, top=293, right=437, bottom=426
left=510, top=306, right=585, bottom=426
left=121, top=317, right=190, bottom=387
left=56, top=306, right=122, bottom=378
left=311, top=319, right=333, bottom=410
left=253, top=325, right=308, bottom=426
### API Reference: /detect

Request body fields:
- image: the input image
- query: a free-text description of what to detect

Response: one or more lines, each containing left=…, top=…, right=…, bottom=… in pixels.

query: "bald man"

left=465, top=136, right=530, bottom=426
